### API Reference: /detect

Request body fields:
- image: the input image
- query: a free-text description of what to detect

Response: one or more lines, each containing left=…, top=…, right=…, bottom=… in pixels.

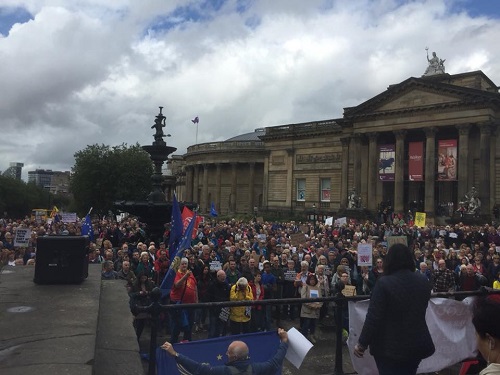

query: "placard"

left=387, top=236, right=408, bottom=248
left=209, top=261, right=222, bottom=272
left=14, top=228, right=31, bottom=247
left=414, top=212, right=426, bottom=228
left=357, top=243, right=373, bottom=266
left=341, top=285, right=356, bottom=297
left=61, top=212, right=77, bottom=223
left=334, top=217, right=347, bottom=227
left=290, top=233, right=307, bottom=246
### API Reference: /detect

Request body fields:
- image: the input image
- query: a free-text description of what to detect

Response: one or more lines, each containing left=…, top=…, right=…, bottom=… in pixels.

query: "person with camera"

left=229, top=277, right=254, bottom=334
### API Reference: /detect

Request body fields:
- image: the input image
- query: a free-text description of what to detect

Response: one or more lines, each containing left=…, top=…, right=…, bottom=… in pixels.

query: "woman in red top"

left=170, top=257, right=198, bottom=343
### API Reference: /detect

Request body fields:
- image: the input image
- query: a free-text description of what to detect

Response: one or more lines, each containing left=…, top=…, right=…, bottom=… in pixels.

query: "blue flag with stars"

left=210, top=201, right=218, bottom=217
left=81, top=214, right=94, bottom=241
left=156, top=331, right=281, bottom=375
left=168, top=193, right=183, bottom=257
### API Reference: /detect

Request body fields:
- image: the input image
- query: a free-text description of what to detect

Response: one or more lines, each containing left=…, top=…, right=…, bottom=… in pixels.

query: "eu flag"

left=168, top=193, right=183, bottom=257
left=160, top=210, right=197, bottom=295
left=210, top=202, right=218, bottom=217
left=81, top=214, right=94, bottom=241
left=156, top=331, right=281, bottom=375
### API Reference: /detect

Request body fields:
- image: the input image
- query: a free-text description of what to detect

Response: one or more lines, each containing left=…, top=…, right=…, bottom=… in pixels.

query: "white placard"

left=357, top=243, right=373, bottom=266
left=324, top=217, right=333, bottom=226
left=209, top=260, right=222, bottom=272
left=14, top=228, right=31, bottom=247
left=334, top=217, right=347, bottom=226
left=61, top=212, right=77, bottom=223
left=285, top=327, right=314, bottom=369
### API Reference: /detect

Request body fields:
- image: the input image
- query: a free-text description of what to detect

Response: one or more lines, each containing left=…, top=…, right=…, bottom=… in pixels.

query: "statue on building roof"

left=423, top=47, right=446, bottom=76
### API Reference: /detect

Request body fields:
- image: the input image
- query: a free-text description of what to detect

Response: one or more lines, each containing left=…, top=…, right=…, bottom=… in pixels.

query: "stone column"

left=262, top=153, right=270, bottom=209
left=215, top=163, right=222, bottom=213
left=352, top=134, right=362, bottom=194
left=340, top=137, right=350, bottom=208
left=185, top=166, right=194, bottom=202
left=424, top=127, right=437, bottom=217
left=202, top=164, right=209, bottom=213
left=248, top=162, right=255, bottom=213
left=230, top=162, right=237, bottom=213
left=479, top=123, right=493, bottom=216
left=394, top=130, right=406, bottom=213
left=285, top=149, right=294, bottom=208
left=456, top=124, right=470, bottom=200
left=193, top=165, right=200, bottom=203
left=367, top=133, right=378, bottom=211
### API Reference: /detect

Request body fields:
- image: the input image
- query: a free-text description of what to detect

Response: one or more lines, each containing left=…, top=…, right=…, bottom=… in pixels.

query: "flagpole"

left=196, top=122, right=199, bottom=144
left=87, top=207, right=93, bottom=216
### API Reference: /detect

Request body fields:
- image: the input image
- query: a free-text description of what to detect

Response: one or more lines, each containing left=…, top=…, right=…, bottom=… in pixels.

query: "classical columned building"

left=176, top=69, right=500, bottom=221
left=178, top=130, right=265, bottom=215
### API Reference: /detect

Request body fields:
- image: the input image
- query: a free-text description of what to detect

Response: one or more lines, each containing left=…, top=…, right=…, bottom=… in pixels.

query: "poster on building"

left=14, top=228, right=31, bottom=247
left=408, top=141, right=424, bottom=181
left=437, top=139, right=457, bottom=181
left=378, top=144, right=395, bottom=181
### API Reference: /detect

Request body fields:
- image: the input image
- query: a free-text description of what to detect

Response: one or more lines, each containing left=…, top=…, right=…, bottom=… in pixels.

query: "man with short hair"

left=117, top=260, right=135, bottom=283
left=432, top=259, right=456, bottom=292
left=207, top=270, right=230, bottom=338
left=161, top=328, right=289, bottom=375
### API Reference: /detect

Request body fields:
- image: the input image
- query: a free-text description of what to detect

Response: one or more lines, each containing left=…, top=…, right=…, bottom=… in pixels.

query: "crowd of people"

left=2, top=215, right=500, bottom=348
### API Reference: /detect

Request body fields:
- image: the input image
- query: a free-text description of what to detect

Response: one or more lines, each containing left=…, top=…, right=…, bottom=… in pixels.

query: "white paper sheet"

left=285, top=327, right=314, bottom=369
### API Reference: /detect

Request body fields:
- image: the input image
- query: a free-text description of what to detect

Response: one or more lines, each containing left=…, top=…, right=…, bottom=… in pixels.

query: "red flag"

left=181, top=206, right=202, bottom=239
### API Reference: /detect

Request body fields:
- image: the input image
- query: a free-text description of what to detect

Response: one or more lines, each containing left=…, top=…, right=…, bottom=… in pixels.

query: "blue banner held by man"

left=210, top=201, right=218, bottom=217
left=156, top=331, right=281, bottom=375
left=81, top=214, right=94, bottom=241
left=168, top=193, right=183, bottom=257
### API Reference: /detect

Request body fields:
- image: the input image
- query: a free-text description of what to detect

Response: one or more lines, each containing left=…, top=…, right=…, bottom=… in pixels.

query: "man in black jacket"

left=207, top=270, right=230, bottom=338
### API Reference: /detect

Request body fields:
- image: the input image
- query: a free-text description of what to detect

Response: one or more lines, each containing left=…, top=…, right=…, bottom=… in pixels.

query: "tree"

left=0, top=176, right=51, bottom=218
left=70, top=143, right=153, bottom=215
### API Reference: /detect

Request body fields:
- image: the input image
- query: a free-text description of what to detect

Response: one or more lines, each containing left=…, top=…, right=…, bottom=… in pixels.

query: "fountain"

left=114, top=107, right=196, bottom=243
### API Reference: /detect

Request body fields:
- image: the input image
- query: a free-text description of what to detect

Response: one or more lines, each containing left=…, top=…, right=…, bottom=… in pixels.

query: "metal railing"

left=137, top=287, right=500, bottom=375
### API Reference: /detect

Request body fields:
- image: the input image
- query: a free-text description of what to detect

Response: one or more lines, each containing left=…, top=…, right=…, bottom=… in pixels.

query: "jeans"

left=300, top=317, right=317, bottom=336
left=374, top=356, right=421, bottom=375
left=208, top=311, right=226, bottom=338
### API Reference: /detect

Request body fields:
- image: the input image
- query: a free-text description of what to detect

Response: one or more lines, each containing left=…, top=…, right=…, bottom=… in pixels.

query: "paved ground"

left=0, top=264, right=142, bottom=375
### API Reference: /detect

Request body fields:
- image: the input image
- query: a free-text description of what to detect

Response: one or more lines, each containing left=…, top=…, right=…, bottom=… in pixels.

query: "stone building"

left=176, top=68, right=500, bottom=221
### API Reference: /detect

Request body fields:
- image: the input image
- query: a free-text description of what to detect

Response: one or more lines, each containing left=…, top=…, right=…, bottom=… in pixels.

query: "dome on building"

left=225, top=128, right=265, bottom=142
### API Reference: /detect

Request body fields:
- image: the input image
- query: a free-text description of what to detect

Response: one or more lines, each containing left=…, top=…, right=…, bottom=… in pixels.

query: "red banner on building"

left=408, top=141, right=424, bottom=181
left=437, top=139, right=457, bottom=181
left=379, top=144, right=395, bottom=181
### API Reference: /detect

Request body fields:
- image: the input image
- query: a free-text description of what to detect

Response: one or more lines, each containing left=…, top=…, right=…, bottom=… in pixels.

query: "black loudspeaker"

left=34, top=236, right=90, bottom=284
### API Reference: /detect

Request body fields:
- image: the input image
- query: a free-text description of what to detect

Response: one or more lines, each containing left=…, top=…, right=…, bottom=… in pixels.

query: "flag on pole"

left=191, top=116, right=199, bottom=124
left=168, top=193, right=183, bottom=257
left=210, top=202, right=218, bottom=217
left=182, top=206, right=202, bottom=239
left=81, top=214, right=94, bottom=241
left=160, top=211, right=198, bottom=295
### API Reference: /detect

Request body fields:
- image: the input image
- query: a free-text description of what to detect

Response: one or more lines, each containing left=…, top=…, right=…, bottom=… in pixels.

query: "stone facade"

left=176, top=70, right=500, bottom=220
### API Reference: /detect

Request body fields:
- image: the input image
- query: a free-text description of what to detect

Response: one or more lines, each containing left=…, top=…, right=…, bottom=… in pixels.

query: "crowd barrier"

left=137, top=287, right=500, bottom=375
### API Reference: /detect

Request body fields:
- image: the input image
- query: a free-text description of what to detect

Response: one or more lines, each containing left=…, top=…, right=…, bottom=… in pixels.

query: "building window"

left=297, top=179, right=306, bottom=201
left=320, top=178, right=331, bottom=202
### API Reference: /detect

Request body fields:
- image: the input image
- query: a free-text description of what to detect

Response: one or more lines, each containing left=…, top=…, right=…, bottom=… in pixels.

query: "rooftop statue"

left=423, top=47, right=446, bottom=76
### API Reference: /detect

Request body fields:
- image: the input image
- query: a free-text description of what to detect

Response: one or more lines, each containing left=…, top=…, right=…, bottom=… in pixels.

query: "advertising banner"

left=378, top=144, right=395, bottom=181
left=437, top=139, right=457, bottom=181
left=408, top=141, right=424, bottom=181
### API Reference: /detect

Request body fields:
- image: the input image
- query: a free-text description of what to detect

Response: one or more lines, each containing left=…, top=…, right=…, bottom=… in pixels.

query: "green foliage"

left=70, top=143, right=153, bottom=215
left=0, top=176, right=52, bottom=218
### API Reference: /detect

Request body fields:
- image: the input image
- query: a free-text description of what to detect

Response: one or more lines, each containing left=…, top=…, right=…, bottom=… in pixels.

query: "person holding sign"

left=300, top=273, right=322, bottom=344
left=354, top=244, right=435, bottom=374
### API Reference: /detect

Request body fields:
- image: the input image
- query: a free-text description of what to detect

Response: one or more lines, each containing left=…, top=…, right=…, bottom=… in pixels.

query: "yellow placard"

left=415, top=212, right=426, bottom=228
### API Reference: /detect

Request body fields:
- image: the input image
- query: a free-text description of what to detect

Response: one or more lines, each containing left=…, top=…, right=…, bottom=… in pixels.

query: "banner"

left=415, top=212, right=426, bottom=228
left=334, top=217, right=347, bottom=227
left=348, top=297, right=477, bottom=374
left=408, top=141, right=424, bottom=181
left=378, top=144, right=395, bottom=181
left=437, top=139, right=457, bottom=181
left=157, top=331, right=281, bottom=375
left=14, top=228, right=31, bottom=247
left=181, top=206, right=203, bottom=239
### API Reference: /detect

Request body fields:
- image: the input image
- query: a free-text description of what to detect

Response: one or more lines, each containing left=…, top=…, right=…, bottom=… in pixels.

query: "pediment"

left=375, top=89, right=461, bottom=112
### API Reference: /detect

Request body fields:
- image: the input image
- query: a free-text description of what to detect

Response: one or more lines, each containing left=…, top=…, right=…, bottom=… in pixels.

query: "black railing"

left=137, top=287, right=500, bottom=375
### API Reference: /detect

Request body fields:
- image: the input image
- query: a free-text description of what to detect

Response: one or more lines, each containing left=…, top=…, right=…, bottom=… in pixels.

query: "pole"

left=196, top=122, right=199, bottom=144
left=333, top=296, right=345, bottom=375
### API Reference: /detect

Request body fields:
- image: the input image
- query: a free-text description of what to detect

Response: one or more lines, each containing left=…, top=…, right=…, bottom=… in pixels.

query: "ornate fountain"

left=114, top=107, right=195, bottom=243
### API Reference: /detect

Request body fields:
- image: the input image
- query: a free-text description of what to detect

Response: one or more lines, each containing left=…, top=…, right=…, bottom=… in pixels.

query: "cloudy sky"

left=1, top=0, right=500, bottom=180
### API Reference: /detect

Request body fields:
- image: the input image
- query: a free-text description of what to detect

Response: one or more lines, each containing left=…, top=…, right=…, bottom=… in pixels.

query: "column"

left=367, top=133, right=378, bottom=211
left=394, top=130, right=406, bottom=213
left=352, top=134, right=362, bottom=194
left=424, top=127, right=437, bottom=217
left=456, top=124, right=470, bottom=200
left=340, top=137, right=350, bottom=208
left=262, top=152, right=270, bottom=209
left=230, top=162, right=237, bottom=213
left=479, top=123, right=493, bottom=216
left=215, top=163, right=222, bottom=213
left=248, top=162, right=255, bottom=213
left=185, top=166, right=194, bottom=202
left=193, top=165, right=200, bottom=203
left=202, top=164, right=209, bottom=213
left=285, top=149, right=294, bottom=207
